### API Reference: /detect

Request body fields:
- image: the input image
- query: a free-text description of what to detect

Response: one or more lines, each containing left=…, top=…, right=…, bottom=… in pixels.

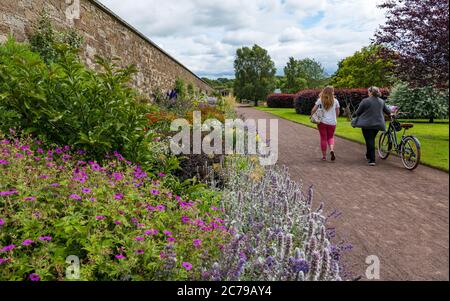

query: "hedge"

left=294, top=88, right=390, bottom=115
left=267, top=94, right=296, bottom=108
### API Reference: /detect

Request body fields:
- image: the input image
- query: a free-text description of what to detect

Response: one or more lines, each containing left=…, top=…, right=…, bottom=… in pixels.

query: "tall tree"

left=375, top=0, right=449, bottom=87
left=331, top=45, right=395, bottom=88
left=234, top=45, right=276, bottom=106
left=283, top=57, right=326, bottom=93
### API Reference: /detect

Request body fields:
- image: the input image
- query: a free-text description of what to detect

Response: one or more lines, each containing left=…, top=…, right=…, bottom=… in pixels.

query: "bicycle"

left=378, top=112, right=421, bottom=170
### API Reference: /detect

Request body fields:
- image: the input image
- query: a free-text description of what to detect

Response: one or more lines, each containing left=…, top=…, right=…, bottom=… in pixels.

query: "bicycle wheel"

left=401, top=136, right=421, bottom=170
left=378, top=132, right=392, bottom=160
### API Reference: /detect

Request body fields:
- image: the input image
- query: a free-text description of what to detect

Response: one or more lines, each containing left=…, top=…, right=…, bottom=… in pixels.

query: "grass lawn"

left=256, top=107, right=449, bottom=172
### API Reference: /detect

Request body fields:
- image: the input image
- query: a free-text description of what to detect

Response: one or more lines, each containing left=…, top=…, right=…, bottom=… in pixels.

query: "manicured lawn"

left=256, top=107, right=449, bottom=171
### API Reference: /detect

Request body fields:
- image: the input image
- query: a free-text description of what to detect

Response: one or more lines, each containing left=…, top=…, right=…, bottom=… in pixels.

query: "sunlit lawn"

left=256, top=107, right=449, bottom=171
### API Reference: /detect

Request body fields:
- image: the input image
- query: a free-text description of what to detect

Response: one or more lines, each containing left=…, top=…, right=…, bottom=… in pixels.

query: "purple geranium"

left=182, top=262, right=193, bottom=271
left=193, top=239, right=202, bottom=248
left=135, top=236, right=145, bottom=241
left=95, top=216, right=105, bottom=221
left=114, top=193, right=124, bottom=200
left=82, top=188, right=92, bottom=194
left=0, top=218, right=5, bottom=226
left=115, top=254, right=126, bottom=260
left=69, top=194, right=82, bottom=201
left=24, top=197, right=37, bottom=201
left=0, top=244, right=16, bottom=252
left=29, top=273, right=41, bottom=281
left=38, top=236, right=52, bottom=242
left=22, top=239, right=35, bottom=246
left=0, top=159, right=9, bottom=165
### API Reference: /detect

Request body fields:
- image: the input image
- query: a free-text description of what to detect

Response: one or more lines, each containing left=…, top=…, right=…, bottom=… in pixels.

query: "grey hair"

left=368, top=86, right=381, bottom=97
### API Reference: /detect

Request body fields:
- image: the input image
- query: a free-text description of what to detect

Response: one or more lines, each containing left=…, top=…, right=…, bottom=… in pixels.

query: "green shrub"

left=388, top=82, right=449, bottom=123
left=0, top=135, right=229, bottom=281
left=0, top=37, right=158, bottom=164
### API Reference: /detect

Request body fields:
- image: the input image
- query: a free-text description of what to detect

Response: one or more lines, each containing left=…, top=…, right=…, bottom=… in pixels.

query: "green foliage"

left=0, top=136, right=229, bottom=281
left=331, top=45, right=395, bottom=88
left=388, top=82, right=449, bottom=123
left=233, top=45, right=276, bottom=106
left=0, top=37, right=156, bottom=164
left=29, top=11, right=83, bottom=64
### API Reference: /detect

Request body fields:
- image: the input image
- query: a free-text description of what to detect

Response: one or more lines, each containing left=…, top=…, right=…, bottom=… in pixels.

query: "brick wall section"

left=0, top=0, right=213, bottom=96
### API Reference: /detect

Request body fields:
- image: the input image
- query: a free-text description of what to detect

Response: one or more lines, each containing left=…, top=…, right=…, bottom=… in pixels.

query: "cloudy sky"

left=98, top=0, right=387, bottom=79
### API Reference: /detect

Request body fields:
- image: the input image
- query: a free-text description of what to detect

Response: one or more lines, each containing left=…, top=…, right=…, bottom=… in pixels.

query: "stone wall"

left=0, top=0, right=213, bottom=96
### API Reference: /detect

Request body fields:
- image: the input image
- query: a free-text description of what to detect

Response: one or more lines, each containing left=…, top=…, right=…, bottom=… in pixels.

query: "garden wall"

left=0, top=0, right=213, bottom=96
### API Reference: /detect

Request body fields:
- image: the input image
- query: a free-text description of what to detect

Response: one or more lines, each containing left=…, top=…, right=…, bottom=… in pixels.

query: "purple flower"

left=114, top=193, right=124, bottom=200
left=112, top=172, right=123, bottom=181
left=135, top=236, right=145, bottom=241
left=158, top=173, right=166, bottom=178
left=82, top=188, right=92, bottom=194
left=38, top=236, right=52, bottom=242
left=151, top=189, right=160, bottom=196
left=0, top=258, right=9, bottom=265
left=114, top=221, right=123, bottom=225
left=22, top=239, right=35, bottom=246
left=50, top=183, right=61, bottom=187
left=0, top=160, right=9, bottom=165
left=29, top=273, right=41, bottom=281
left=24, top=197, right=37, bottom=201
left=167, top=237, right=175, bottom=242
left=95, top=216, right=105, bottom=221
left=163, top=230, right=172, bottom=236
left=0, top=244, right=16, bottom=252
left=0, top=190, right=18, bottom=196
left=90, top=163, right=101, bottom=171
left=136, top=249, right=145, bottom=255
left=145, top=229, right=158, bottom=236
left=69, top=194, right=82, bottom=201
left=181, top=216, right=190, bottom=224
left=115, top=254, right=126, bottom=260
left=156, top=205, right=165, bottom=212
left=0, top=218, right=5, bottom=226
left=193, top=239, right=202, bottom=248
left=182, top=262, right=193, bottom=271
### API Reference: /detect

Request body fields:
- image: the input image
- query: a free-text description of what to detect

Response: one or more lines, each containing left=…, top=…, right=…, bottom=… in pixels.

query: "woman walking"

left=352, top=87, right=392, bottom=166
left=311, top=86, right=340, bottom=161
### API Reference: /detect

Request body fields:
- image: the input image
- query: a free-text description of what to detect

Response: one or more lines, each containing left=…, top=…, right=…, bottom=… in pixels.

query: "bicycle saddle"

left=400, top=123, right=414, bottom=129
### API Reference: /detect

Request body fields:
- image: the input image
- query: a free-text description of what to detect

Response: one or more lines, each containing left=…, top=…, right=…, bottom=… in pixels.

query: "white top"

left=315, top=98, right=340, bottom=126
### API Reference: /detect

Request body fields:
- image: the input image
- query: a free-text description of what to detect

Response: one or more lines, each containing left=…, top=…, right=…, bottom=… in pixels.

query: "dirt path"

left=237, top=106, right=449, bottom=281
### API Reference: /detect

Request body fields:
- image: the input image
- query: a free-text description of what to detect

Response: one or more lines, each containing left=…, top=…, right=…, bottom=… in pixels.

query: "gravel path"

left=237, top=106, right=449, bottom=281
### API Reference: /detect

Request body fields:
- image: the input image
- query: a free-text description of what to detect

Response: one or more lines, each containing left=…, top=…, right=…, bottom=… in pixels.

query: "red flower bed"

left=267, top=94, right=296, bottom=108
left=294, top=88, right=390, bottom=115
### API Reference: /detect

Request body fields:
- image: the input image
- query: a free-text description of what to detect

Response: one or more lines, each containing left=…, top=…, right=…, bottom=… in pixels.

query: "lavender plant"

left=203, top=156, right=343, bottom=281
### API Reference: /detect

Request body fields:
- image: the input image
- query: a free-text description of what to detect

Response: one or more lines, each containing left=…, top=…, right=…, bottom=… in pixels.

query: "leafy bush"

left=294, top=88, right=390, bottom=115
left=0, top=37, right=157, bottom=164
left=388, top=82, right=449, bottom=123
left=0, top=135, right=229, bottom=281
left=267, top=94, right=296, bottom=108
left=202, top=156, right=345, bottom=281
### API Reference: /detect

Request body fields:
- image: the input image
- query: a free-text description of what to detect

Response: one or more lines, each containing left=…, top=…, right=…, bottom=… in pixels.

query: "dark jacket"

left=353, top=96, right=391, bottom=131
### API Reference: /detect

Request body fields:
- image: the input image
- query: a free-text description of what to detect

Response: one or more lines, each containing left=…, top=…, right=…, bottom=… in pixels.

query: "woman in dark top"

left=352, top=87, right=392, bottom=166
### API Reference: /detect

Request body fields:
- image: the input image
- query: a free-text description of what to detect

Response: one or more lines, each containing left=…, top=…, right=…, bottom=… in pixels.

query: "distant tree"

left=283, top=57, right=326, bottom=93
left=375, top=0, right=449, bottom=88
left=234, top=45, right=276, bottom=106
left=331, top=45, right=395, bottom=88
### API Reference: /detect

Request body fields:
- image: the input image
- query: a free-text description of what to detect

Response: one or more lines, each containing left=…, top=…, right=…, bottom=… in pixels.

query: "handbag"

left=311, top=104, right=324, bottom=124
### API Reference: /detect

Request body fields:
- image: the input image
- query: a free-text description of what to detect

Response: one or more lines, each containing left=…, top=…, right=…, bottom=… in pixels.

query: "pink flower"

left=182, top=262, right=193, bottom=271
left=69, top=194, right=82, bottom=201
left=158, top=173, right=166, bottom=178
left=112, top=172, right=123, bottom=181
left=24, top=197, right=37, bottom=201
left=38, top=236, right=52, bottom=242
left=0, top=190, right=18, bottom=196
left=0, top=160, right=9, bottom=165
left=181, top=216, right=190, bottom=224
left=22, top=239, right=35, bottom=246
left=0, top=258, right=9, bottom=265
left=95, top=216, right=105, bottom=221
left=193, top=239, right=202, bottom=248
left=163, top=230, right=172, bottom=236
left=0, top=244, right=16, bottom=252
left=82, top=188, right=92, bottom=194
left=167, top=237, right=175, bottom=242
left=136, top=249, right=145, bottom=255
left=135, top=236, right=145, bottom=241
left=115, top=254, right=126, bottom=260
left=114, top=221, right=122, bottom=225
left=114, top=193, right=124, bottom=200
left=151, top=189, right=160, bottom=196
left=156, top=205, right=165, bottom=212
left=29, top=273, right=41, bottom=281
left=0, top=218, right=4, bottom=226
left=145, top=229, right=158, bottom=236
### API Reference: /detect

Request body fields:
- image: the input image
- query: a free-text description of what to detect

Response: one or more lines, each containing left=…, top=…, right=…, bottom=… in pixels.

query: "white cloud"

left=98, top=0, right=386, bottom=78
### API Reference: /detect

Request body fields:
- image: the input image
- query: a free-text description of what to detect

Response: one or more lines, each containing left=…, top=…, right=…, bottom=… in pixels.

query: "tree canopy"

left=283, top=57, right=327, bottom=93
left=233, top=45, right=276, bottom=106
left=375, top=0, right=449, bottom=88
left=331, top=45, right=395, bottom=88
